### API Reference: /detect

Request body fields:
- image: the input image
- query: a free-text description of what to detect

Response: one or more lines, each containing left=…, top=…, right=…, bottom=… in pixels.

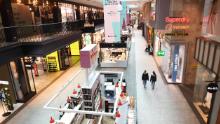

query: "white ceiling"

left=68, top=0, right=151, bottom=10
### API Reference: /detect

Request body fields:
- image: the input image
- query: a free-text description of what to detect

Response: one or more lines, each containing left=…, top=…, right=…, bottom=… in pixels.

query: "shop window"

left=161, top=43, right=185, bottom=83
left=9, top=62, right=24, bottom=101
left=99, top=43, right=128, bottom=67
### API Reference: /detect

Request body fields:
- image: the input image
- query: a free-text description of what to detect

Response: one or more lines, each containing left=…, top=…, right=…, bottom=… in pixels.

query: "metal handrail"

left=0, top=19, right=104, bottom=46
left=0, top=19, right=104, bottom=29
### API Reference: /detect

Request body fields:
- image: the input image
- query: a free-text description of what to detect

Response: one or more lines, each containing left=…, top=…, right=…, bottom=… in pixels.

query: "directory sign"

left=103, top=0, right=121, bottom=43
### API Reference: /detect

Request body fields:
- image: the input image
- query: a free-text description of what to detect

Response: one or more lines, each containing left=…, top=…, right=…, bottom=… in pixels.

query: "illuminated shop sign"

left=172, top=25, right=190, bottom=30
left=165, top=17, right=190, bottom=23
left=166, top=24, right=190, bottom=30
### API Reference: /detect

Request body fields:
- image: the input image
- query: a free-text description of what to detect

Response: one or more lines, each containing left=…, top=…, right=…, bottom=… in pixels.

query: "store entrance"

left=24, top=56, right=64, bottom=92
left=24, top=42, right=80, bottom=92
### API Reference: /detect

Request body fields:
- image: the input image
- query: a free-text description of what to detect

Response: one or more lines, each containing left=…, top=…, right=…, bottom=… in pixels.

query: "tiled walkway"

left=134, top=30, right=200, bottom=124
left=6, top=63, right=81, bottom=124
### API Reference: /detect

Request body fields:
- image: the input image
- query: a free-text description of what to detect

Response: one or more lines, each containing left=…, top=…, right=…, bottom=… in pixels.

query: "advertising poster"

left=103, top=0, right=121, bottom=43
left=172, top=45, right=180, bottom=82
left=104, top=5, right=121, bottom=43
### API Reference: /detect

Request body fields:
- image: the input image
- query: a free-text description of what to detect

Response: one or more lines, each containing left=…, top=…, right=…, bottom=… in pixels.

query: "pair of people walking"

left=142, top=70, right=157, bottom=89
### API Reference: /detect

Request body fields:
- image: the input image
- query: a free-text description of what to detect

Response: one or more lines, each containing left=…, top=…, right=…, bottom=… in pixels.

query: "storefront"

left=100, top=43, right=128, bottom=68
left=143, top=24, right=155, bottom=47
left=25, top=40, right=81, bottom=92
left=155, top=39, right=185, bottom=83
left=59, top=3, right=76, bottom=22
left=0, top=59, right=36, bottom=122
left=81, top=29, right=104, bottom=48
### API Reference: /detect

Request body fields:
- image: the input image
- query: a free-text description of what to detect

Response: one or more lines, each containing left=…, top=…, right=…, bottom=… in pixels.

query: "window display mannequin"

left=0, top=88, right=13, bottom=116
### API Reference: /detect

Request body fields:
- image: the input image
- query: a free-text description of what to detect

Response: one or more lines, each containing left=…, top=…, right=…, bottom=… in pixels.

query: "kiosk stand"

left=44, top=45, right=136, bottom=124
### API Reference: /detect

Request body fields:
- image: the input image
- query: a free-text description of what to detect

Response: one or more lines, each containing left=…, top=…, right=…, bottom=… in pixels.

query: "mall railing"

left=0, top=20, right=85, bottom=47
left=0, top=19, right=104, bottom=48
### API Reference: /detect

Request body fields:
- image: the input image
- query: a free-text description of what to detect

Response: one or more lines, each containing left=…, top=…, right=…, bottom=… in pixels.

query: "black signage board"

left=207, top=83, right=219, bottom=93
left=100, top=43, right=127, bottom=48
left=165, top=32, right=189, bottom=36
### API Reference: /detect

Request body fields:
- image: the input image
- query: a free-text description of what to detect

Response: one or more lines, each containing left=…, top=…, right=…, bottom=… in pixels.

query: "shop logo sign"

left=207, top=83, right=219, bottom=93
left=157, top=50, right=165, bottom=56
left=165, top=17, right=190, bottom=23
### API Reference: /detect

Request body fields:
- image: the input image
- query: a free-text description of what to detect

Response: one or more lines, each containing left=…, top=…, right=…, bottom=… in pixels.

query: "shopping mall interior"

left=0, top=0, right=220, bottom=124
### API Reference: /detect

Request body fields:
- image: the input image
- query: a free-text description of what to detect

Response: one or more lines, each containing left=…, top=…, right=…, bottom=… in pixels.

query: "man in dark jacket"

left=150, top=71, right=157, bottom=90
left=142, top=70, right=149, bottom=88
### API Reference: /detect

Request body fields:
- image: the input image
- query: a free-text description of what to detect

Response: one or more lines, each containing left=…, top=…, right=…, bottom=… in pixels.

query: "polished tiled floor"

left=6, top=29, right=200, bottom=124
left=134, top=30, right=200, bottom=124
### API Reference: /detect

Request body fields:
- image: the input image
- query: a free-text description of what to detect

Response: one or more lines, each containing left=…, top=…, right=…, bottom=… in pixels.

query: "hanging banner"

left=104, top=5, right=121, bottom=43
left=103, top=0, right=121, bottom=43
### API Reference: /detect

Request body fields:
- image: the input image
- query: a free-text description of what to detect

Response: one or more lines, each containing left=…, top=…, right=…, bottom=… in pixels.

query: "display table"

left=56, top=103, right=82, bottom=124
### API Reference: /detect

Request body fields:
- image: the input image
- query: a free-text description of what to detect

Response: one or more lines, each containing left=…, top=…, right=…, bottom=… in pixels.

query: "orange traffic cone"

left=116, top=110, right=121, bottom=118
left=120, top=92, right=124, bottom=97
left=72, top=89, right=77, bottom=94
left=118, top=99, right=122, bottom=106
left=77, top=84, right=81, bottom=88
left=67, top=96, right=71, bottom=103
left=50, top=116, right=55, bottom=123
left=115, top=82, right=119, bottom=87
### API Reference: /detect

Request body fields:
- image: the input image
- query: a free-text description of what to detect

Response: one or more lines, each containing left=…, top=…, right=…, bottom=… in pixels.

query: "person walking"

left=150, top=71, right=157, bottom=90
left=142, top=70, right=149, bottom=88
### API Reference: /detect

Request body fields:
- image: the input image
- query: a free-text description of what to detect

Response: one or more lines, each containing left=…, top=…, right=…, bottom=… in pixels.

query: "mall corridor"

left=5, top=29, right=201, bottom=124
left=134, top=29, right=200, bottom=124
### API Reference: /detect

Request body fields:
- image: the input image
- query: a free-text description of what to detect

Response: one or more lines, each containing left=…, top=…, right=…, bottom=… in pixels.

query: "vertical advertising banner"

left=121, top=0, right=127, bottom=29
left=172, top=45, right=179, bottom=82
left=103, top=0, right=121, bottom=43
